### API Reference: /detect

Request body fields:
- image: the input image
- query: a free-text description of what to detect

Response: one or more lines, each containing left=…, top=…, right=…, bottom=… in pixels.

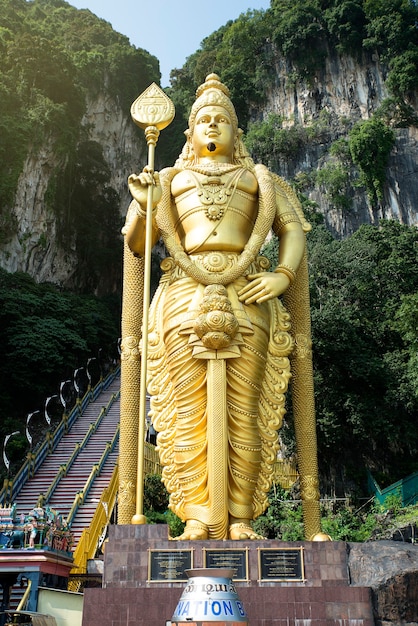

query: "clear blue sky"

left=69, top=0, right=271, bottom=87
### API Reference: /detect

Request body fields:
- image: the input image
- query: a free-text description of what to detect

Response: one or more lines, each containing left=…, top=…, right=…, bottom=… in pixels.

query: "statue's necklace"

left=189, top=167, right=244, bottom=221
left=188, top=163, right=240, bottom=176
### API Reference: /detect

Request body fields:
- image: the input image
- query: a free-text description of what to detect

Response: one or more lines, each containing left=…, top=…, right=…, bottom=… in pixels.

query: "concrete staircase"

left=13, top=376, right=120, bottom=546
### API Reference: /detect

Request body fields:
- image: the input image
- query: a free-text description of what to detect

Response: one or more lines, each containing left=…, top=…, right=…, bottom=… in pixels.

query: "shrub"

left=348, top=117, right=395, bottom=205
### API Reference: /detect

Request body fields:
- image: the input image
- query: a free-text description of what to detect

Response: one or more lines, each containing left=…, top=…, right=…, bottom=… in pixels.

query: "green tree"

left=393, top=293, right=418, bottom=400
left=315, top=161, right=352, bottom=212
left=245, top=114, right=308, bottom=168
left=0, top=269, right=119, bottom=422
left=169, top=10, right=270, bottom=131
left=363, top=0, right=418, bottom=60
left=348, top=117, right=395, bottom=205
left=386, top=47, right=418, bottom=97
left=252, top=487, right=304, bottom=540
left=271, top=0, right=326, bottom=75
left=324, top=0, right=366, bottom=54
left=308, top=220, right=418, bottom=487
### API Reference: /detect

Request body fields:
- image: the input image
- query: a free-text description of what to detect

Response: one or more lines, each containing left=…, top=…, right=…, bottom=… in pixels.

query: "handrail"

left=40, top=464, right=68, bottom=506
left=143, top=441, right=162, bottom=476
left=68, top=441, right=162, bottom=591
left=68, top=463, right=119, bottom=592
left=0, top=367, right=121, bottom=505
left=65, top=442, right=161, bottom=593
left=66, top=465, right=100, bottom=526
left=39, top=398, right=118, bottom=507
left=17, top=578, right=32, bottom=611
left=66, top=426, right=120, bottom=527
left=45, top=393, right=120, bottom=505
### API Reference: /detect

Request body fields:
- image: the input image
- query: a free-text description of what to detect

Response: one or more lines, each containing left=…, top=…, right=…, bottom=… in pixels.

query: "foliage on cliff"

left=168, top=0, right=418, bottom=115
left=0, top=0, right=159, bottom=290
left=161, top=0, right=418, bottom=167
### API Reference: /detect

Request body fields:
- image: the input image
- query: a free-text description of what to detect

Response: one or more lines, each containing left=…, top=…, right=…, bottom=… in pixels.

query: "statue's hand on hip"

left=238, top=272, right=290, bottom=304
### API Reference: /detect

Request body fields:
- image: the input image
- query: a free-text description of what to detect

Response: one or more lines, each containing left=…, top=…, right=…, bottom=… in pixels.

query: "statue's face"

left=191, top=105, right=235, bottom=160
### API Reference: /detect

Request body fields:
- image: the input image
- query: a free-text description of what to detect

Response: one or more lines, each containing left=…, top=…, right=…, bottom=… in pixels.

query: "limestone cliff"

left=1, top=49, right=417, bottom=291
left=0, top=0, right=158, bottom=294
left=0, top=92, right=145, bottom=291
left=260, top=47, right=418, bottom=236
left=349, top=541, right=418, bottom=626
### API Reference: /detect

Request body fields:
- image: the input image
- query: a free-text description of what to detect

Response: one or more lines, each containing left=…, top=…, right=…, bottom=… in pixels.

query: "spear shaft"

left=129, top=84, right=175, bottom=524
left=131, top=128, right=158, bottom=523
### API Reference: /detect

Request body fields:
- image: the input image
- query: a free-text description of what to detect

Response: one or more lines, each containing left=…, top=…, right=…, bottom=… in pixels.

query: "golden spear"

left=129, top=83, right=175, bottom=524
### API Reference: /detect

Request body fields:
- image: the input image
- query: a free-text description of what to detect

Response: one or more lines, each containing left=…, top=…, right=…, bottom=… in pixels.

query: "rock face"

left=0, top=92, right=145, bottom=289
left=348, top=541, right=418, bottom=626
left=0, top=49, right=417, bottom=288
left=264, top=48, right=418, bottom=236
left=269, top=48, right=388, bottom=125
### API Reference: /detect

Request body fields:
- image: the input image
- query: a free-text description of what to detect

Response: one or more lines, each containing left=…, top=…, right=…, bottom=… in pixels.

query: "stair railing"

left=68, top=462, right=119, bottom=592
left=16, top=578, right=32, bottom=612
left=66, top=426, right=120, bottom=528
left=0, top=367, right=120, bottom=506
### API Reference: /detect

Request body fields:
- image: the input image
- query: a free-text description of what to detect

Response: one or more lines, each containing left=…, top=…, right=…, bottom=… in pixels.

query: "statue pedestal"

left=81, top=524, right=374, bottom=626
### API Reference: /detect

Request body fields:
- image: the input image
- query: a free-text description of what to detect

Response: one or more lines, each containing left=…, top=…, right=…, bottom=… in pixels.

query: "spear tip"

left=131, top=82, right=175, bottom=131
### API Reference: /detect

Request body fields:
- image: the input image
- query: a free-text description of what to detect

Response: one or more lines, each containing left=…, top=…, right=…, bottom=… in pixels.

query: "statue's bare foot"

left=229, top=521, right=265, bottom=540
left=172, top=520, right=208, bottom=540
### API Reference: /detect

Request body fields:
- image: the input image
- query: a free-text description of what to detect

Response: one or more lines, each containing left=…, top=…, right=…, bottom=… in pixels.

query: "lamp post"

left=3, top=431, right=20, bottom=478
left=44, top=395, right=58, bottom=426
left=59, top=380, right=72, bottom=411
left=74, top=367, right=85, bottom=397
left=86, top=357, right=97, bottom=389
left=26, top=411, right=40, bottom=449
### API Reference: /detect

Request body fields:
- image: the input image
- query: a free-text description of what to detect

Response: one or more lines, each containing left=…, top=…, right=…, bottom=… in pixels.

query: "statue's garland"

left=156, top=164, right=277, bottom=286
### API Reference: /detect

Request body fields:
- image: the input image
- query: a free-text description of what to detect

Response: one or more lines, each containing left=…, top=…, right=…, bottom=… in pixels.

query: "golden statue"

left=120, top=74, right=325, bottom=541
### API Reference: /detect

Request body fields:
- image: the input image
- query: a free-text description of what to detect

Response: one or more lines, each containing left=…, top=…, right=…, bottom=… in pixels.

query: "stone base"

left=82, top=525, right=374, bottom=626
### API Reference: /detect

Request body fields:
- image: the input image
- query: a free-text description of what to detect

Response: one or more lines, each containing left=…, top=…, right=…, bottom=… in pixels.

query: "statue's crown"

left=189, top=73, right=238, bottom=131
left=195, top=73, right=231, bottom=99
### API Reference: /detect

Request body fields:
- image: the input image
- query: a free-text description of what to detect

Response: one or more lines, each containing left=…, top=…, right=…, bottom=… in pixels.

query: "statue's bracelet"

left=133, top=202, right=157, bottom=219
left=274, top=263, right=297, bottom=283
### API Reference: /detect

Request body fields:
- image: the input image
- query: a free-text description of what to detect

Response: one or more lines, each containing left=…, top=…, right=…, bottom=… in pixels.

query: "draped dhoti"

left=147, top=254, right=294, bottom=539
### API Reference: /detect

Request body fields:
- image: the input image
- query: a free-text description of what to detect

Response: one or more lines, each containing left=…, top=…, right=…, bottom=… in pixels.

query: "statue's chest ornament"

left=199, top=177, right=231, bottom=220
left=191, top=168, right=244, bottom=222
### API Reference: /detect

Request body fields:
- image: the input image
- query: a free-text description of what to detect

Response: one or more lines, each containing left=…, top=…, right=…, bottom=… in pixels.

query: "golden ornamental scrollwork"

left=120, top=335, right=141, bottom=362
left=193, top=285, right=239, bottom=350
left=300, top=475, right=320, bottom=501
left=294, top=332, right=312, bottom=359
left=119, top=480, right=136, bottom=506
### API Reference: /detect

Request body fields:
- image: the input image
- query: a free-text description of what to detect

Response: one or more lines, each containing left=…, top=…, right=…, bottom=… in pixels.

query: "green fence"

left=368, top=470, right=418, bottom=507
